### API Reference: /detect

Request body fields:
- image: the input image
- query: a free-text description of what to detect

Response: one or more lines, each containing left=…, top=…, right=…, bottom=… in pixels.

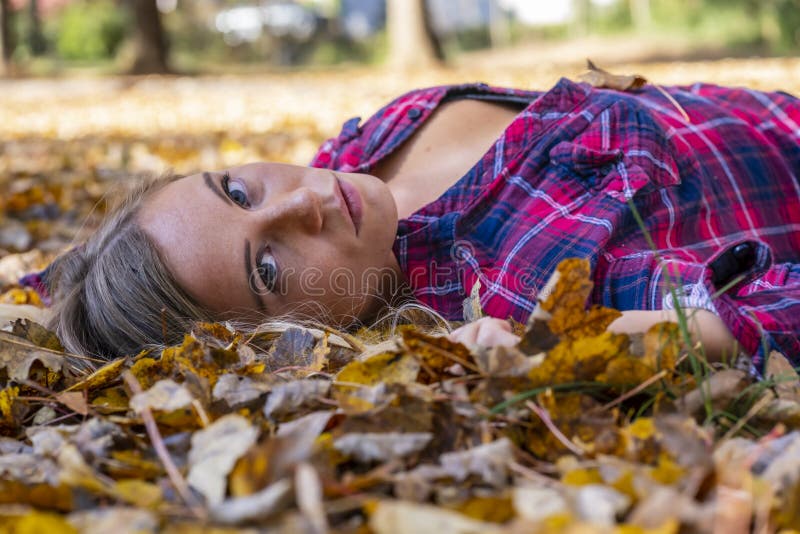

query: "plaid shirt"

left=311, top=78, right=800, bottom=369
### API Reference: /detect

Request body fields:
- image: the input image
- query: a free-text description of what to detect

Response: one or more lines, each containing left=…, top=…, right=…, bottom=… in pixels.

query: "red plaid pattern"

left=311, top=79, right=800, bottom=370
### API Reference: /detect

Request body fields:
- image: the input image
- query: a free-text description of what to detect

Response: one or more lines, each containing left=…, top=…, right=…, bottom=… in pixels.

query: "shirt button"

left=710, top=241, right=757, bottom=287
left=407, top=108, right=422, bottom=120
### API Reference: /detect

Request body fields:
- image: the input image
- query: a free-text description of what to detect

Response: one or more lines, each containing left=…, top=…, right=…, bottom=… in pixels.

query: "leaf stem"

left=122, top=371, right=207, bottom=519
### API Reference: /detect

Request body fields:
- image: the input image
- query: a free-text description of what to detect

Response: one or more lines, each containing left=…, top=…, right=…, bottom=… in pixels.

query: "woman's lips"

left=336, top=176, right=363, bottom=235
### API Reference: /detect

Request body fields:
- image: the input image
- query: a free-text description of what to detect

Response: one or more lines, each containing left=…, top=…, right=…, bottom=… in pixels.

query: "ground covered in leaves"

left=1, top=58, right=800, bottom=533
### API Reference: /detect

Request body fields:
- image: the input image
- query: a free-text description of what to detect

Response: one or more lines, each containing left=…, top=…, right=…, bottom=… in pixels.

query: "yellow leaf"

left=335, top=352, right=420, bottom=388
left=0, top=510, right=77, bottom=534
left=65, top=357, right=127, bottom=392
left=90, top=386, right=130, bottom=414
left=0, top=386, right=20, bottom=427
left=534, top=259, right=622, bottom=342
left=451, top=494, right=515, bottom=523
left=626, top=418, right=656, bottom=441
left=113, top=478, right=163, bottom=507
left=643, top=322, right=680, bottom=375
left=107, top=450, right=164, bottom=479
left=599, top=355, right=655, bottom=389
left=650, top=454, right=684, bottom=485
left=401, top=329, right=477, bottom=380
left=334, top=352, right=420, bottom=412
left=562, top=467, right=603, bottom=486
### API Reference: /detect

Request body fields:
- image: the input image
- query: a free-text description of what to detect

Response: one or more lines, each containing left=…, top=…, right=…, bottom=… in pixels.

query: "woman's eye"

left=222, top=173, right=250, bottom=208
left=257, top=249, right=278, bottom=293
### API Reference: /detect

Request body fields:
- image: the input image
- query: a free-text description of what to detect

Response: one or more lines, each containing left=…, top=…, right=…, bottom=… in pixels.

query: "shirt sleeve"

left=599, top=242, right=800, bottom=373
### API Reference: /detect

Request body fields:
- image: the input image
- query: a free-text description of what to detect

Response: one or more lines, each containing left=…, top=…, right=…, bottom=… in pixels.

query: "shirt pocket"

left=548, top=102, right=693, bottom=202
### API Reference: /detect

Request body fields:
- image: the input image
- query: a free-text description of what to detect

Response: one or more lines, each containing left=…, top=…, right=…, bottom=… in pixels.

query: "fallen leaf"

left=55, top=391, right=89, bottom=415
left=212, top=373, right=273, bottom=409
left=766, top=350, right=800, bottom=402
left=187, top=414, right=260, bottom=506
left=0, top=330, right=64, bottom=381
left=129, top=379, right=195, bottom=414
left=677, top=369, right=751, bottom=418
left=263, top=378, right=331, bottom=419
left=439, top=439, right=512, bottom=488
left=462, top=280, right=484, bottom=323
left=210, top=478, right=293, bottom=525
left=368, top=500, right=503, bottom=534
left=65, top=357, right=127, bottom=392
left=11, top=318, right=64, bottom=352
left=334, top=432, right=432, bottom=463
left=579, top=59, right=648, bottom=91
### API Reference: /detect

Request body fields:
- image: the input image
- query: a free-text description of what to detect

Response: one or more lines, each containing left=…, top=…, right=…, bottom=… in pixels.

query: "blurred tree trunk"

left=387, top=0, right=443, bottom=69
left=629, top=0, right=651, bottom=31
left=28, top=0, right=45, bottom=56
left=0, top=0, right=13, bottom=76
left=130, top=0, right=170, bottom=74
left=488, top=2, right=511, bottom=48
left=571, top=0, right=592, bottom=37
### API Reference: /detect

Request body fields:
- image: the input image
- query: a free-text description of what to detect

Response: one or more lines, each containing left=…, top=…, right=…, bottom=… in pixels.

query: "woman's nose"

left=257, top=187, right=323, bottom=234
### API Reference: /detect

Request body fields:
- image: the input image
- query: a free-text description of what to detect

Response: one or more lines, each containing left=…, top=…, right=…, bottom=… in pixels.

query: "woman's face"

left=138, top=162, right=402, bottom=324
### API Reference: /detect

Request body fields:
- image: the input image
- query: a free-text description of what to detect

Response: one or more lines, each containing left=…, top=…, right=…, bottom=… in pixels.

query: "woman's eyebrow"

left=243, top=239, right=267, bottom=312
left=203, top=172, right=232, bottom=205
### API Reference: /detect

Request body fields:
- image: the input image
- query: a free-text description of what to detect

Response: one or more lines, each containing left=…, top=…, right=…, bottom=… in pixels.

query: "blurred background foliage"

left=0, top=0, right=798, bottom=76
left=1, top=0, right=799, bottom=260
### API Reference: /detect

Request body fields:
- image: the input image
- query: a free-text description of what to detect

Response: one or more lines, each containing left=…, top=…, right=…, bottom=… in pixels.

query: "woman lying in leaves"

left=23, top=77, right=800, bottom=371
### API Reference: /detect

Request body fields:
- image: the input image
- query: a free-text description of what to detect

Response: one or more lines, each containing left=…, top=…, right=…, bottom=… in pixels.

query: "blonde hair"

left=46, top=174, right=213, bottom=360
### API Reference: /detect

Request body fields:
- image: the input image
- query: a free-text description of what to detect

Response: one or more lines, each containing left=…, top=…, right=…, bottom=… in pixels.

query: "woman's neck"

left=373, top=98, right=525, bottom=219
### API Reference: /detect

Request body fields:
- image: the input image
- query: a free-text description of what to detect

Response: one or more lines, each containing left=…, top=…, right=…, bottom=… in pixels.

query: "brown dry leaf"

left=579, top=59, right=648, bottom=91
left=55, top=391, right=89, bottom=416
left=11, top=318, right=64, bottom=352
left=401, top=329, right=477, bottom=380
left=766, top=350, right=800, bottom=402
left=266, top=327, right=319, bottom=372
left=462, top=280, right=484, bottom=323
left=538, top=258, right=621, bottom=340
left=0, top=330, right=64, bottom=381
left=677, top=369, right=751, bottom=418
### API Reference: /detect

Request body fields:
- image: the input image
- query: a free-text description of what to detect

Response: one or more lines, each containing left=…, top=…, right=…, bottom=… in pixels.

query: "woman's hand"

left=448, top=317, right=521, bottom=349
